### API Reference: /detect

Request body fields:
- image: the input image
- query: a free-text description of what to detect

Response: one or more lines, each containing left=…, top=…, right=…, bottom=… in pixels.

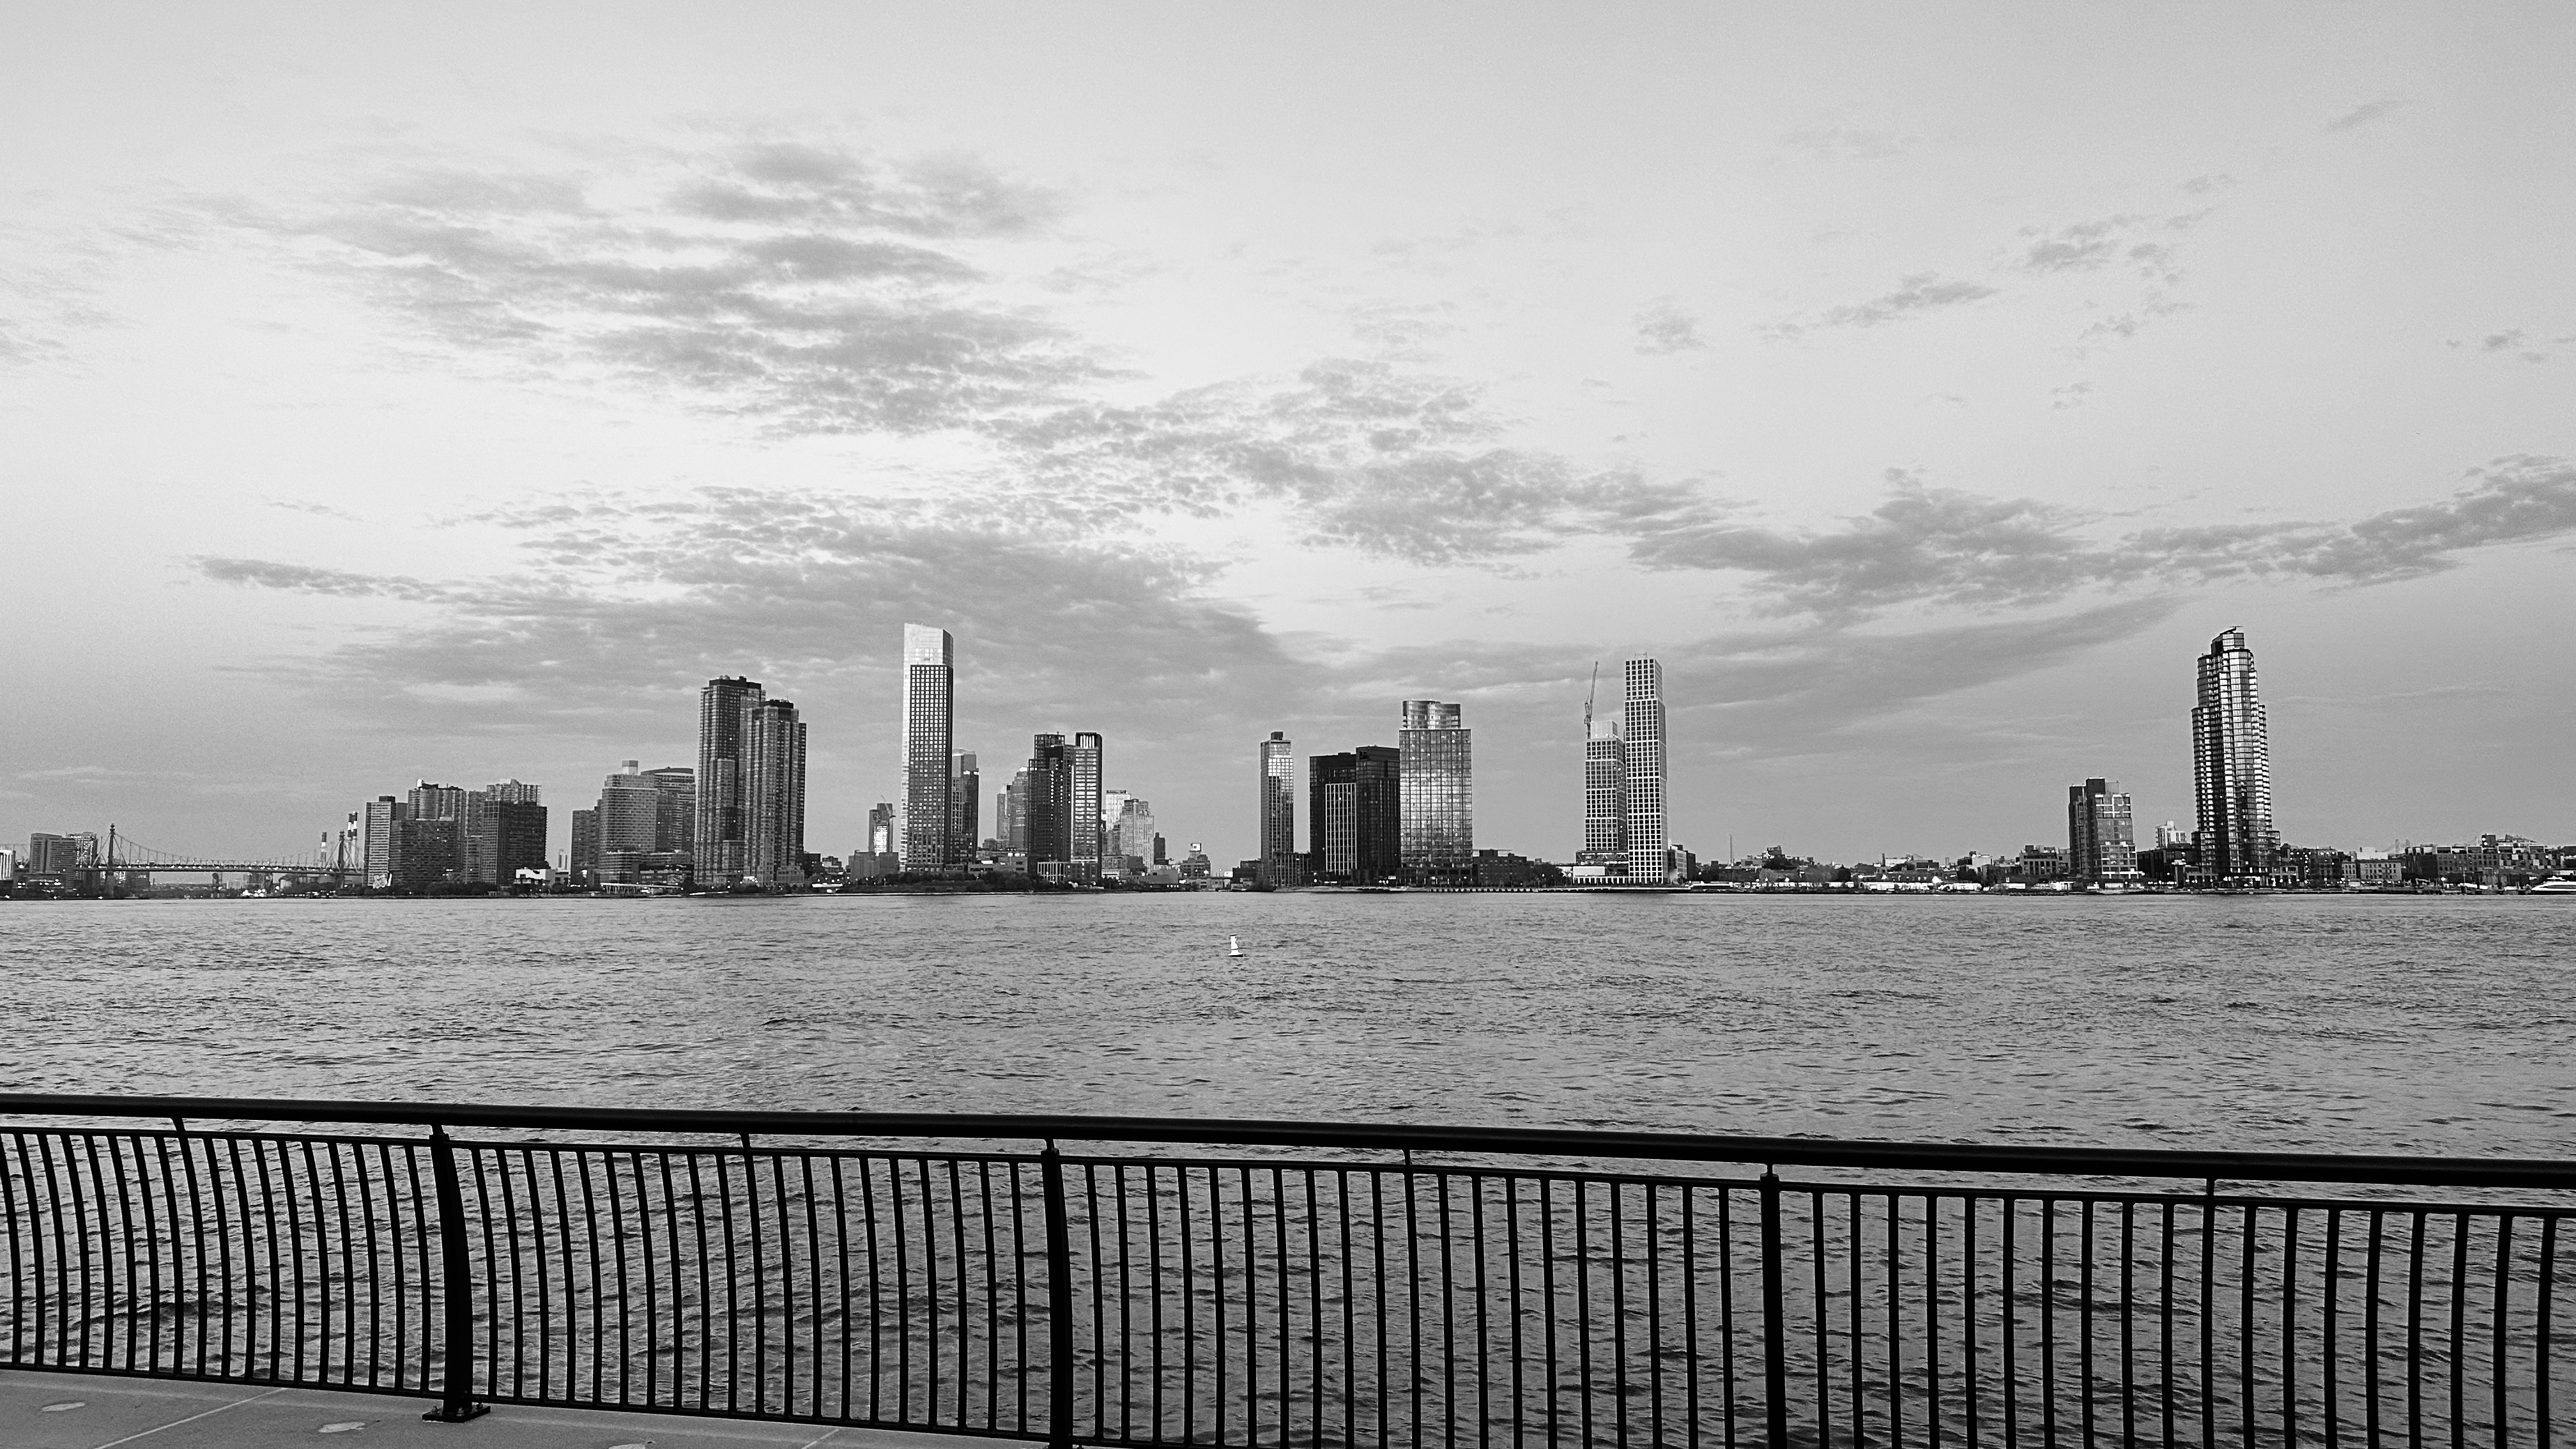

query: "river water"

left=2, top=893, right=2568, bottom=1158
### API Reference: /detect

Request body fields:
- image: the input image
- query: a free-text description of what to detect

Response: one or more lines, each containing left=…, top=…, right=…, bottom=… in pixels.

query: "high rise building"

left=1112, top=797, right=1158, bottom=873
left=1257, top=732, right=1298, bottom=887
left=1580, top=666, right=1627, bottom=872
left=2192, top=627, right=2276, bottom=882
left=1025, top=734, right=1072, bottom=879
left=1308, top=746, right=1400, bottom=885
left=569, top=808, right=599, bottom=884
left=1399, top=702, right=1473, bottom=885
left=746, top=696, right=808, bottom=889
left=999, top=773, right=1028, bottom=857
left=901, top=624, right=956, bottom=871
left=489, top=796, right=549, bottom=882
left=2067, top=778, right=2140, bottom=885
left=26, top=832, right=94, bottom=878
left=696, top=675, right=765, bottom=885
left=362, top=796, right=403, bottom=889
left=599, top=762, right=661, bottom=854
left=951, top=752, right=981, bottom=859
left=1621, top=659, right=1669, bottom=884
left=1068, top=732, right=1103, bottom=883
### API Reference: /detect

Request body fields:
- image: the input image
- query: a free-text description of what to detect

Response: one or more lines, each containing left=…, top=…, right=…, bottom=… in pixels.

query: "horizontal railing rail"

left=1, top=1094, right=2567, bottom=1446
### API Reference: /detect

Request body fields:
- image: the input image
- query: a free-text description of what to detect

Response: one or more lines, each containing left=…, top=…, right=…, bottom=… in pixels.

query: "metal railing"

left=0, top=1094, right=2568, bottom=1445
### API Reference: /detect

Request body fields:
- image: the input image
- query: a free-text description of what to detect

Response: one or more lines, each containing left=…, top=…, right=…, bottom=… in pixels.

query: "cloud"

left=195, top=556, right=448, bottom=601
left=2179, top=174, right=2235, bottom=195
left=1781, top=127, right=1910, bottom=160
left=1767, top=273, right=1997, bottom=338
left=2051, top=383, right=2092, bottom=410
left=1627, top=456, right=2576, bottom=621
left=266, top=498, right=364, bottom=521
left=2324, top=97, right=2408, bottom=132
left=1632, top=300, right=1705, bottom=354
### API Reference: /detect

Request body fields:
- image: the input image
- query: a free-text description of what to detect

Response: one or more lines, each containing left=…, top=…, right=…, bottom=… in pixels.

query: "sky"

left=3, top=3, right=2572, bottom=869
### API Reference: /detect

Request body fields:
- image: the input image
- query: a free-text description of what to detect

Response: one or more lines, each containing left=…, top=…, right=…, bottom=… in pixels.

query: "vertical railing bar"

left=1083, top=1162, right=1105, bottom=1438
left=471, top=1147, right=506, bottom=1402
left=255, top=1135, right=286, bottom=1380
left=57, top=1134, right=88, bottom=1370
left=0, top=1135, right=25, bottom=1367
left=686, top=1150, right=713, bottom=1413
left=2534, top=1215, right=2556, bottom=1449
left=2368, top=1209, right=2386, bottom=1449
left=2284, top=1205, right=2302, bottom=1449
left=222, top=1135, right=257, bottom=1379
left=1150, top=1163, right=1168, bottom=1444
left=1181, top=1162, right=1198, bottom=1446
left=1340, top=1169, right=1358, bottom=1449
left=2004, top=1195, right=2020, bottom=1449
left=295, top=1137, right=328, bottom=1384
left=1646, top=1183, right=1662, bottom=1449
left=1719, top=1184, right=1736, bottom=1449
left=35, top=1133, right=71, bottom=1368
left=1882, top=1193, right=1896, bottom=1449
left=2408, top=1210, right=2427, bottom=1449
left=325, top=1140, right=358, bottom=1386
left=2040, top=1197, right=2055, bottom=1449
left=1928, top=1193, right=1944, bottom=1449
left=2448, top=1213, right=2469, bottom=1449
left=1891, top=1191, right=1908, bottom=1449
left=1576, top=1174, right=1594, bottom=1448
left=1406, top=1162, right=1423, bottom=1449
left=1809, top=1192, right=1830, bottom=1449
left=520, top=1148, right=551, bottom=1404
left=1008, top=1160, right=1031, bottom=1434
left=148, top=1133, right=177, bottom=1377
left=978, top=1158, right=999, bottom=1434
left=892, top=1154, right=913, bottom=1423
left=2490, top=1216, right=2513, bottom=1449
left=1758, top=1169, right=1787, bottom=1449
left=1537, top=1174, right=1554, bottom=1449
left=637, top=1151, right=660, bottom=1411
left=2122, top=1198, right=2136, bottom=1449
left=1248, top=1163, right=1268, bottom=1449
left=1117, top=1163, right=1135, bottom=1442
left=742, top=1143, right=767, bottom=1420
left=105, top=1135, right=139, bottom=1375
left=608, top=1154, right=632, bottom=1407
left=2324, top=1207, right=2343, bottom=1449
left=1039, top=1142, right=1073, bottom=1449
left=420, top=1124, right=487, bottom=1422
left=1309, top=1167, right=1328, bottom=1449
left=375, top=1142, right=404, bottom=1392
left=406, top=1145, right=435, bottom=1396
left=2082, top=1197, right=2099, bottom=1449
left=653, top=1152, right=682, bottom=1411
left=859, top=1154, right=883, bottom=1423
left=947, top=1158, right=967, bottom=1432
left=827, top=1154, right=852, bottom=1424
left=568, top=1151, right=601, bottom=1407
left=353, top=1141, right=381, bottom=1390
left=195, top=1132, right=223, bottom=1379
left=1610, top=1179, right=1628, bottom=1449
left=2161, top=1200, right=2177, bottom=1449
left=1441, top=1169, right=1460, bottom=1449
left=2239, top=1200, right=2257, bottom=1449
left=1674, top=1185, right=1692, bottom=1449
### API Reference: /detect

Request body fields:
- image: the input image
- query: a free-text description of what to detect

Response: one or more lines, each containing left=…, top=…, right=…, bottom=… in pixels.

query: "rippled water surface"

left=1, top=893, right=2570, bottom=1155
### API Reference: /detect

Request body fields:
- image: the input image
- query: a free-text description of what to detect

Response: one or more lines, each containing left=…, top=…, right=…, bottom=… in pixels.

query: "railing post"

left=1041, top=1140, right=1077, bottom=1449
left=1759, top=1168, right=1789, bottom=1449
left=421, top=1125, right=489, bottom=1423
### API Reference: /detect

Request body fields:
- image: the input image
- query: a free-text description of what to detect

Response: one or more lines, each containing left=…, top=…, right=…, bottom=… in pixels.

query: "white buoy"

left=1227, top=935, right=1245, bottom=957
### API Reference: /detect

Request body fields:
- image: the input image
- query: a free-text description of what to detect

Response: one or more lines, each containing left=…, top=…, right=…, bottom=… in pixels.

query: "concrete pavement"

left=0, top=1371, right=1009, bottom=1449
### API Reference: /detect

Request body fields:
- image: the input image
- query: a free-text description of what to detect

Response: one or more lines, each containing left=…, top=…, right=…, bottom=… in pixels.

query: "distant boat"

left=2527, top=874, right=2576, bottom=895
left=1227, top=935, right=1245, bottom=956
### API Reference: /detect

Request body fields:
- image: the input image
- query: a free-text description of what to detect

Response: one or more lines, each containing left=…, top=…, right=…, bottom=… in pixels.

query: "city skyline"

left=5, top=10, right=2572, bottom=865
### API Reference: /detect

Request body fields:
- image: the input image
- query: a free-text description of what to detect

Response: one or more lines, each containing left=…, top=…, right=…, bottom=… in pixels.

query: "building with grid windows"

left=901, top=625, right=956, bottom=870
left=1399, top=701, right=1473, bottom=886
left=745, top=697, right=807, bottom=890
left=2192, top=628, right=2276, bottom=882
left=2067, top=778, right=2141, bottom=885
left=695, top=675, right=765, bottom=886
left=1257, top=732, right=1298, bottom=887
left=1621, top=660, right=1670, bottom=884
left=1308, top=745, right=1400, bottom=884
left=1068, top=732, right=1104, bottom=883
left=1024, top=734, right=1073, bottom=880
left=1579, top=667, right=1627, bottom=875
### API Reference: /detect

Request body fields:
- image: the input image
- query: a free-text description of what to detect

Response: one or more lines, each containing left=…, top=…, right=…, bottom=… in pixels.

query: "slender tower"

left=901, top=624, right=955, bottom=872
left=746, top=696, right=808, bottom=890
left=696, top=675, right=765, bottom=887
left=2192, top=627, right=2276, bottom=881
left=1257, top=732, right=1297, bottom=887
left=1621, top=659, right=1668, bottom=884
left=1581, top=664, right=1627, bottom=871
left=1068, top=732, right=1104, bottom=884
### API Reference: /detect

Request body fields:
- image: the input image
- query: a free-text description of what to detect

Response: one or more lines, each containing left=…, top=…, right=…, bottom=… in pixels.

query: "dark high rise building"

left=696, top=675, right=765, bottom=886
left=1257, top=731, right=1297, bottom=887
left=999, top=772, right=1028, bottom=857
left=2192, top=628, right=2276, bottom=882
left=1068, top=733, right=1103, bottom=883
left=1025, top=733, right=1073, bottom=879
left=1621, top=659, right=1670, bottom=884
left=362, top=796, right=403, bottom=889
left=2068, top=777, right=2140, bottom=885
left=569, top=808, right=598, bottom=884
left=1399, top=701, right=1473, bottom=885
left=901, top=624, right=955, bottom=871
left=489, top=798, right=549, bottom=882
left=1308, top=746, right=1400, bottom=884
left=746, top=697, right=808, bottom=890
left=951, top=752, right=981, bottom=859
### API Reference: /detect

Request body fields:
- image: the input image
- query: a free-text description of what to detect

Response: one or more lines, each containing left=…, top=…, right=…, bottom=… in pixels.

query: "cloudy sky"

left=4, top=3, right=2571, bottom=868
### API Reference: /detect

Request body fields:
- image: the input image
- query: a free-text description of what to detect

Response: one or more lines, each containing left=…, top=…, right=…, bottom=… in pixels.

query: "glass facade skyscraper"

left=746, top=696, right=808, bottom=890
left=1257, top=732, right=1297, bottom=887
left=1025, top=733, right=1072, bottom=879
left=1621, top=659, right=1669, bottom=884
left=2192, top=628, right=2276, bottom=882
left=1068, top=732, right=1103, bottom=884
left=1399, top=701, right=1472, bottom=885
left=695, top=675, right=764, bottom=885
left=901, top=624, right=956, bottom=871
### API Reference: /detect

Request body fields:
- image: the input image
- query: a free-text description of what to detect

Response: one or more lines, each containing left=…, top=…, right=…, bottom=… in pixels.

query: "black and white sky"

left=4, top=3, right=2572, bottom=865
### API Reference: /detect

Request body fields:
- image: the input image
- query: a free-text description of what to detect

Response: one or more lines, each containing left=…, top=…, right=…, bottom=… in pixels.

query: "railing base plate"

left=422, top=1402, right=491, bottom=1423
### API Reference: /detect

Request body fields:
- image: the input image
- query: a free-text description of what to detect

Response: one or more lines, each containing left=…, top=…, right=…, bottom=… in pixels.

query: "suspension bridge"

left=89, top=825, right=360, bottom=881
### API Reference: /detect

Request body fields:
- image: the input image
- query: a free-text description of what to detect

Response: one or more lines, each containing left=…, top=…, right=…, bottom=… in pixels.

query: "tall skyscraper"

left=1399, top=701, right=1473, bottom=885
left=1580, top=665, right=1627, bottom=872
left=696, top=675, right=765, bottom=885
left=1068, top=732, right=1103, bottom=883
left=901, top=624, right=956, bottom=871
left=362, top=796, right=403, bottom=889
left=1112, top=797, right=1158, bottom=871
left=1308, top=746, right=1400, bottom=885
left=951, top=752, right=981, bottom=859
left=2067, top=778, right=2140, bottom=884
left=1257, top=731, right=1297, bottom=887
left=2192, top=627, right=2276, bottom=882
left=1025, top=733, right=1072, bottom=879
left=1621, top=659, right=1669, bottom=884
left=746, top=696, right=808, bottom=889
left=568, top=808, right=598, bottom=884
left=999, top=772, right=1029, bottom=862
